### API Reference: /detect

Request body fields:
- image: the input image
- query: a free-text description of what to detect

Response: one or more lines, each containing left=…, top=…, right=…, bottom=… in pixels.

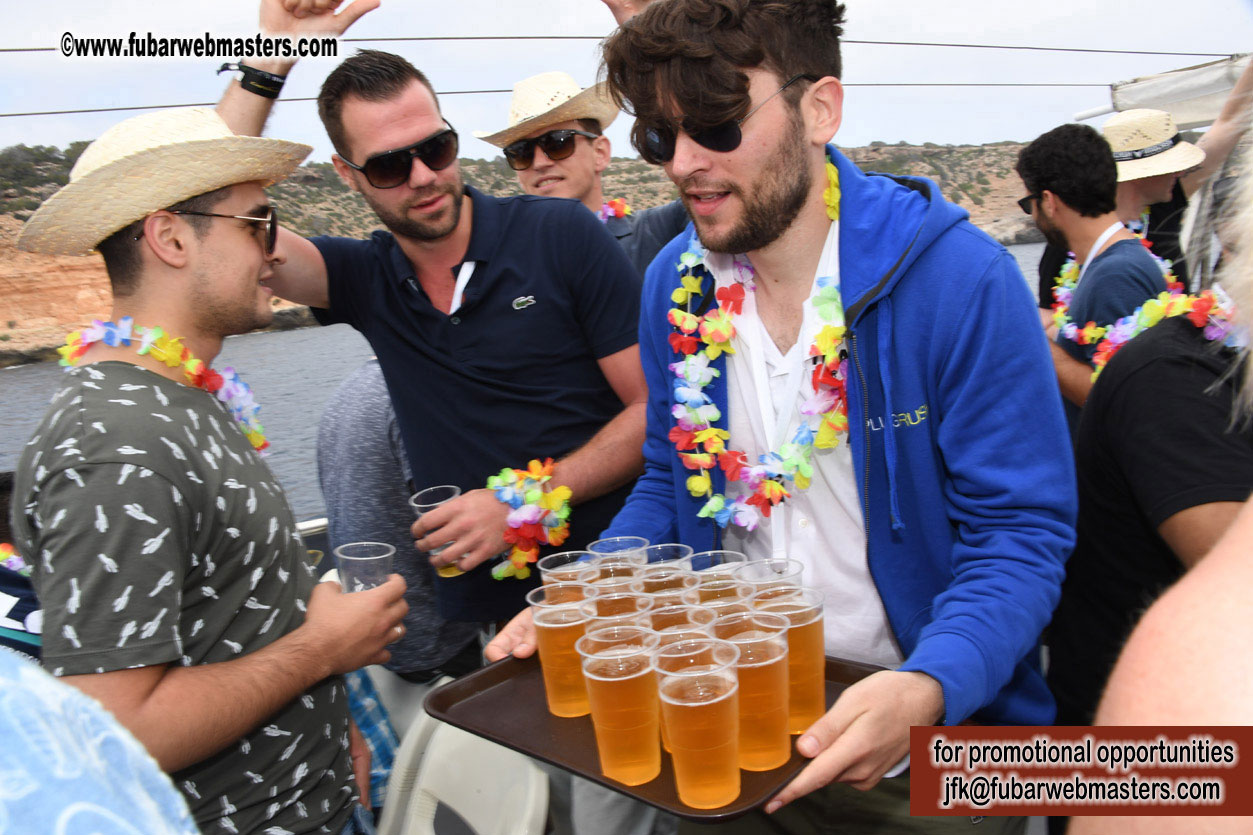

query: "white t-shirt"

left=706, top=224, right=904, bottom=672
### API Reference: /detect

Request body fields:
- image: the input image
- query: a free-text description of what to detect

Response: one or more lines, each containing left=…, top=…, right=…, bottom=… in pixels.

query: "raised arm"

left=216, top=0, right=379, bottom=136
left=1179, top=57, right=1253, bottom=198
left=598, top=0, right=662, bottom=26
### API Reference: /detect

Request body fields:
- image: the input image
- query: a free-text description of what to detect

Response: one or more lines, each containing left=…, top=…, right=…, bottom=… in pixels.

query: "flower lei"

left=597, top=198, right=632, bottom=222
left=0, top=543, right=29, bottom=577
left=1051, top=223, right=1182, bottom=349
left=485, top=458, right=572, bottom=580
left=57, top=317, right=269, bottom=453
left=668, top=155, right=847, bottom=532
left=1087, top=288, right=1242, bottom=380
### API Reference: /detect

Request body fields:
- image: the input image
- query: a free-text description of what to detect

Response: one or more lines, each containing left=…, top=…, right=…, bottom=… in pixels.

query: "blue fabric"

left=311, top=186, right=642, bottom=622
left=338, top=802, right=379, bottom=835
left=343, top=669, right=398, bottom=810
left=603, top=146, right=1077, bottom=726
left=1055, top=238, right=1168, bottom=432
left=0, top=646, right=199, bottom=834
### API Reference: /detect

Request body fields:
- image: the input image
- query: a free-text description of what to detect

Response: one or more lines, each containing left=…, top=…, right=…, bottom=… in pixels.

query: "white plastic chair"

left=398, top=723, right=549, bottom=835
left=375, top=678, right=451, bottom=835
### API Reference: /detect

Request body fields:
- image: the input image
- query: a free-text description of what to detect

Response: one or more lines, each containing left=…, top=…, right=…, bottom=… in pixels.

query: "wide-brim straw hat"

left=19, top=107, right=311, bottom=256
left=474, top=71, right=619, bottom=148
left=1102, top=108, right=1205, bottom=182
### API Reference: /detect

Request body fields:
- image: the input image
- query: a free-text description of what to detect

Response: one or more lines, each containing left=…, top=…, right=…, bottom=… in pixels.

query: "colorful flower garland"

left=597, top=198, right=632, bottom=222
left=668, top=155, right=847, bottom=532
left=0, top=543, right=29, bottom=577
left=1087, top=288, right=1242, bottom=380
left=486, top=458, right=571, bottom=580
left=1051, top=225, right=1181, bottom=350
left=58, top=317, right=269, bottom=453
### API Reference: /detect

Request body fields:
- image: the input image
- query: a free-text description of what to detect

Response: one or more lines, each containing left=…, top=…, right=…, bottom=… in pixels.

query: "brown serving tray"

left=424, top=654, right=883, bottom=822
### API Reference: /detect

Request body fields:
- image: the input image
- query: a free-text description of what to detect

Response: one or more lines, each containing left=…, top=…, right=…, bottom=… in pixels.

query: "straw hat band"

left=1111, top=134, right=1182, bottom=162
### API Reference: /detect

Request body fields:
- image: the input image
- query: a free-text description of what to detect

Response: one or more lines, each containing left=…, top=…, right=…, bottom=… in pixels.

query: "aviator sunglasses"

left=140, top=205, right=279, bottom=255
left=503, top=128, right=600, bottom=171
left=340, top=123, right=460, bottom=189
left=639, top=73, right=819, bottom=165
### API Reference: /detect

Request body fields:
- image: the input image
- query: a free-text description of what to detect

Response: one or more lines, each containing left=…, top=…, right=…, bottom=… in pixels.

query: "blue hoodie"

left=603, top=147, right=1076, bottom=726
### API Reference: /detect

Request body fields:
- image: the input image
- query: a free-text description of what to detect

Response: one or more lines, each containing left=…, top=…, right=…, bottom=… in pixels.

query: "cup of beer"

left=652, top=638, right=742, bottom=809
left=639, top=565, right=699, bottom=604
left=712, top=611, right=792, bottom=771
left=649, top=603, right=716, bottom=636
left=588, top=536, right=650, bottom=562
left=575, top=625, right=663, bottom=786
left=639, top=543, right=694, bottom=565
left=684, top=549, right=749, bottom=575
left=750, top=587, right=826, bottom=734
left=409, top=484, right=463, bottom=578
left=694, top=574, right=749, bottom=605
left=733, top=557, right=805, bottom=593
left=579, top=592, right=654, bottom=632
left=536, top=550, right=600, bottom=584
left=527, top=582, right=596, bottom=718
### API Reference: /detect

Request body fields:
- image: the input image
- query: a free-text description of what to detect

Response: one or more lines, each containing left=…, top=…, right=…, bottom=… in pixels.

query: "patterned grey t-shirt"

left=11, top=362, right=356, bottom=835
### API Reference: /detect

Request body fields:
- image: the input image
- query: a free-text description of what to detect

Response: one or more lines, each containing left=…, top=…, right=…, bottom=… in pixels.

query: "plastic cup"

left=409, top=484, right=463, bottom=578
left=685, top=549, right=749, bottom=575
left=649, top=604, right=716, bottom=636
left=750, top=587, right=826, bottom=734
left=712, top=612, right=792, bottom=771
left=527, top=582, right=596, bottom=717
left=695, top=575, right=749, bottom=605
left=639, top=564, right=698, bottom=597
left=333, top=542, right=394, bottom=592
left=575, top=626, right=662, bottom=786
left=588, top=575, right=646, bottom=599
left=537, top=550, right=600, bottom=585
left=588, top=536, right=650, bottom=562
left=733, top=558, right=805, bottom=593
left=579, top=593, right=654, bottom=632
left=640, top=543, right=695, bottom=565
left=652, top=638, right=742, bottom=809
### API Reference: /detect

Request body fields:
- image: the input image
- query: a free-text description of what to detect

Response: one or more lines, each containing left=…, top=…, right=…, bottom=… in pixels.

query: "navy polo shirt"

left=311, top=186, right=641, bottom=622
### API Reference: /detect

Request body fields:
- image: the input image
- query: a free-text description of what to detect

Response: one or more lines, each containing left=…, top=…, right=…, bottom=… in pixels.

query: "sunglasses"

left=341, top=124, right=460, bottom=189
left=168, top=205, right=278, bottom=255
left=503, top=128, right=600, bottom=171
left=638, top=73, right=818, bottom=165
left=1017, top=194, right=1040, bottom=215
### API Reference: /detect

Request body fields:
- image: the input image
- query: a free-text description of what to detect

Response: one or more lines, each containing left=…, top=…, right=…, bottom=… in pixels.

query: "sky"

left=3, top=0, right=1253, bottom=165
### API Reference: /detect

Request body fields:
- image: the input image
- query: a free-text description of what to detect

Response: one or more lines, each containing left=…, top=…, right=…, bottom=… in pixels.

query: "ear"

left=141, top=212, right=191, bottom=269
left=805, top=76, right=844, bottom=146
left=331, top=154, right=363, bottom=193
left=1039, top=189, right=1059, bottom=218
left=592, top=135, right=612, bottom=174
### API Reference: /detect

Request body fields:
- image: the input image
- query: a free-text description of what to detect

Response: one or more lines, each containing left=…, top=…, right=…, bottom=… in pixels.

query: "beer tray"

left=424, top=654, right=883, bottom=821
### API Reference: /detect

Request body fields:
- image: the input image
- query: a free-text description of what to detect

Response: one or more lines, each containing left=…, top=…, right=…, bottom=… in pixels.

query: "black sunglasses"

left=503, top=128, right=600, bottom=171
left=1017, top=194, right=1040, bottom=215
left=341, top=124, right=460, bottom=189
left=167, top=205, right=278, bottom=255
left=639, top=74, right=819, bottom=165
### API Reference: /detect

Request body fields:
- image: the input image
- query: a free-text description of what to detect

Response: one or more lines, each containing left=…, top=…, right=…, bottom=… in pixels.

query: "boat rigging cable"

left=0, top=37, right=1236, bottom=120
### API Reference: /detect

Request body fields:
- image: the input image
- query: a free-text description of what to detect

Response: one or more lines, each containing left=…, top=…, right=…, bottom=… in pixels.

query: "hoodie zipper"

left=849, top=332, right=872, bottom=524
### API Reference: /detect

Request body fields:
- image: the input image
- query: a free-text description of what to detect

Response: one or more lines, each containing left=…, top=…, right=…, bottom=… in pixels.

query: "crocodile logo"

left=512, top=295, right=536, bottom=310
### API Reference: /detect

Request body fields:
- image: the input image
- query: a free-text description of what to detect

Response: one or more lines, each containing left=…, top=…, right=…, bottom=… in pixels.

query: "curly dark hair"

left=1015, top=124, right=1117, bottom=218
left=318, top=50, right=438, bottom=158
left=601, top=0, right=846, bottom=156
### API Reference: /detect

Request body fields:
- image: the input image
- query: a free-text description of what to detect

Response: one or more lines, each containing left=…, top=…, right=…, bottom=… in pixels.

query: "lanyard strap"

left=1076, top=221, right=1126, bottom=288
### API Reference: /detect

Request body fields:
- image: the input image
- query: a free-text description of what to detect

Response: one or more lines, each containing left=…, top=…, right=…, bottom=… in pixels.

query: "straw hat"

left=1102, top=109, right=1205, bottom=183
left=474, top=71, right=619, bottom=148
left=19, top=107, right=311, bottom=256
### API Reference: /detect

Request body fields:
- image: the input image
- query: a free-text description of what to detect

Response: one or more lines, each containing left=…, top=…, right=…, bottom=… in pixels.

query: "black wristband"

left=217, top=62, right=286, bottom=100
